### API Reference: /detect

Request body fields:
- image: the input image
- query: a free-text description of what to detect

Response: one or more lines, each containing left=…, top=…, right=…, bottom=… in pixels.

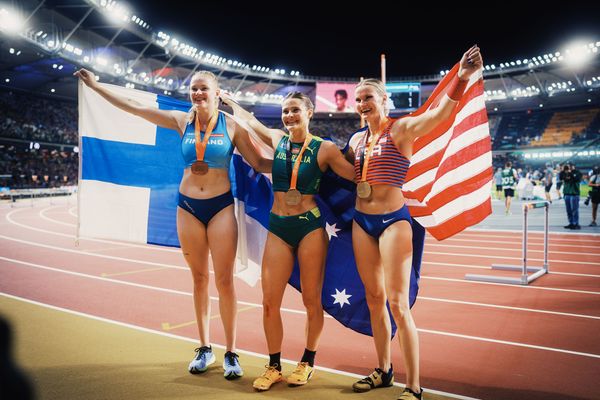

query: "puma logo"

left=304, top=146, right=315, bottom=155
left=299, top=215, right=309, bottom=221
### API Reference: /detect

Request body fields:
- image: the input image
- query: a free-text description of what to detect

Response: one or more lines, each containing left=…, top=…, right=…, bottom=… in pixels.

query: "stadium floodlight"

left=564, top=40, right=593, bottom=68
left=0, top=7, right=25, bottom=34
left=4, top=78, right=9, bottom=83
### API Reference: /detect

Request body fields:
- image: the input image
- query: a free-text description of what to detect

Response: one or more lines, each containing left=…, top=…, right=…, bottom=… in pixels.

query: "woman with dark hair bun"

left=221, top=90, right=355, bottom=391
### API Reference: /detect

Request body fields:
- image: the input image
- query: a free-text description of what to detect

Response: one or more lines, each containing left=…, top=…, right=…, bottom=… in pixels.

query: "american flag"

left=402, top=63, right=493, bottom=240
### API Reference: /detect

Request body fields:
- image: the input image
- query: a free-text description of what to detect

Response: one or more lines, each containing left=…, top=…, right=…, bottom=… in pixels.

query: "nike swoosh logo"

left=382, top=218, right=395, bottom=224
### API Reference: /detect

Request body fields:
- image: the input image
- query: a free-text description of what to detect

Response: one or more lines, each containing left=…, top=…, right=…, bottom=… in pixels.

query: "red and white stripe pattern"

left=402, top=63, right=492, bottom=240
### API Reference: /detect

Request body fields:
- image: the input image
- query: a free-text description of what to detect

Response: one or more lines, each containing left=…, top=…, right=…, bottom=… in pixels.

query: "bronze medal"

left=285, top=188, right=302, bottom=206
left=191, top=160, right=209, bottom=175
left=191, top=110, right=218, bottom=176
left=357, top=181, right=372, bottom=199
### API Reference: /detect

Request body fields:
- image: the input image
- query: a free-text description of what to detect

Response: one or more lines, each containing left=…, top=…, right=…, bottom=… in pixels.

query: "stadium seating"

left=531, top=108, right=599, bottom=147
left=491, top=110, right=553, bottom=150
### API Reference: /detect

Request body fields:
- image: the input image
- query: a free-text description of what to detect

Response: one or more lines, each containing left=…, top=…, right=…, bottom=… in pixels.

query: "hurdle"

left=465, top=201, right=550, bottom=285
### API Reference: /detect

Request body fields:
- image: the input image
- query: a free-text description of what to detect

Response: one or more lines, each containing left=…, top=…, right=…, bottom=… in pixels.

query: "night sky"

left=131, top=1, right=600, bottom=78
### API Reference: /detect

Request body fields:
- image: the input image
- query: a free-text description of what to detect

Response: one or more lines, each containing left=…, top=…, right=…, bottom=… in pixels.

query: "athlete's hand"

left=73, top=68, right=98, bottom=88
left=219, top=91, right=238, bottom=107
left=458, top=45, right=482, bottom=80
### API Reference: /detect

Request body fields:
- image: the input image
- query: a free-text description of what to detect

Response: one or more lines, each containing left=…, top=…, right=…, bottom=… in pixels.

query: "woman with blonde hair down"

left=346, top=46, right=482, bottom=400
left=75, top=68, right=271, bottom=380
left=221, top=90, right=355, bottom=391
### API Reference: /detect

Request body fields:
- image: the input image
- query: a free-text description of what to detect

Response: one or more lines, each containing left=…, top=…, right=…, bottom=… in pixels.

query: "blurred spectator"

left=555, top=163, right=563, bottom=199
left=543, top=162, right=554, bottom=203
left=561, top=162, right=582, bottom=229
left=587, top=165, right=599, bottom=226
left=0, top=91, right=77, bottom=145
left=494, top=167, right=503, bottom=199
left=0, top=145, right=78, bottom=189
left=501, top=161, right=518, bottom=214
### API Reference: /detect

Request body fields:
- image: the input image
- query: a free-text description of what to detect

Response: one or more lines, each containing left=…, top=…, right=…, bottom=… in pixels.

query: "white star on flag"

left=331, top=288, right=352, bottom=308
left=325, top=222, right=341, bottom=240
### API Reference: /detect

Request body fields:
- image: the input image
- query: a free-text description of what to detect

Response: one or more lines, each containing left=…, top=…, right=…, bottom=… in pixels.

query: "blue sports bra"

left=180, top=111, right=233, bottom=170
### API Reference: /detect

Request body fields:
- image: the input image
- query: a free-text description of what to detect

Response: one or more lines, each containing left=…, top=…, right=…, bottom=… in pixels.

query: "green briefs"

left=268, top=207, right=324, bottom=248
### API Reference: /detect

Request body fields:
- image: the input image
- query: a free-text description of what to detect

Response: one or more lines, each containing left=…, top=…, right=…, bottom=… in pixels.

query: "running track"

left=1, top=198, right=599, bottom=399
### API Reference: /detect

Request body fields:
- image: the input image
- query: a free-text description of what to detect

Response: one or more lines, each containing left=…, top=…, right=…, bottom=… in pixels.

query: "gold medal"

left=285, top=189, right=302, bottom=205
left=191, top=161, right=209, bottom=175
left=357, top=181, right=372, bottom=199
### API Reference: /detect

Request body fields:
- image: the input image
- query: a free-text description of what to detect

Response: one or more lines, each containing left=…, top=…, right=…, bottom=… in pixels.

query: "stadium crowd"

left=0, top=90, right=597, bottom=195
left=0, top=91, right=78, bottom=145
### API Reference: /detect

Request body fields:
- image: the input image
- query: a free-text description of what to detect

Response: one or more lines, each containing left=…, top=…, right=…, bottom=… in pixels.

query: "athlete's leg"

left=177, top=207, right=210, bottom=346
left=379, top=220, right=420, bottom=393
left=261, top=233, right=295, bottom=355
left=352, top=221, right=390, bottom=371
left=207, top=204, right=238, bottom=352
left=297, top=227, right=328, bottom=351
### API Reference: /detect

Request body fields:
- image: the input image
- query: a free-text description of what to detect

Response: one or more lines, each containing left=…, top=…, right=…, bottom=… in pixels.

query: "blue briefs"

left=178, top=191, right=234, bottom=226
left=353, top=205, right=412, bottom=239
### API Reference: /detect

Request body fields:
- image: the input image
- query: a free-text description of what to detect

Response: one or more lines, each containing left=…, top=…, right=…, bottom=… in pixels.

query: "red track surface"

left=1, top=201, right=599, bottom=399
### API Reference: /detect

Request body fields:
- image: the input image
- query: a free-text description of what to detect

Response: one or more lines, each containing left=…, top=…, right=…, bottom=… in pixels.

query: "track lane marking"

left=0, top=292, right=479, bottom=400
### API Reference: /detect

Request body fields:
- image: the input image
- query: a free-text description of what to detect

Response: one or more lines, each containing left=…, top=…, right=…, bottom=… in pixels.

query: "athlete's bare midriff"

left=355, top=185, right=406, bottom=214
left=179, top=168, right=231, bottom=199
left=271, top=192, right=318, bottom=216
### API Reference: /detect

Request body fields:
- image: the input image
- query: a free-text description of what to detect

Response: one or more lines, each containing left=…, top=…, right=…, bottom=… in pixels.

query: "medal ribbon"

left=194, top=110, right=219, bottom=162
left=287, top=133, right=313, bottom=191
left=359, top=119, right=393, bottom=182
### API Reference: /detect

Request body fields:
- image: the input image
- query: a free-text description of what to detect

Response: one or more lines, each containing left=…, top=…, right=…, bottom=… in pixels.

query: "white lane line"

left=43, top=205, right=600, bottom=256
left=0, top=292, right=479, bottom=400
left=0, top=234, right=188, bottom=271
left=1, top=231, right=598, bottom=297
left=0, top=256, right=314, bottom=318
left=424, top=242, right=600, bottom=257
left=3, top=253, right=599, bottom=319
left=423, top=261, right=600, bottom=279
left=10, top=207, right=599, bottom=267
left=426, top=236, right=600, bottom=250
left=3, top=231, right=599, bottom=299
left=423, top=276, right=600, bottom=295
left=424, top=250, right=600, bottom=266
left=418, top=296, right=600, bottom=320
left=6, top=207, right=180, bottom=253
left=462, top=229, right=600, bottom=241
left=418, top=328, right=600, bottom=359
left=2, top=264, right=599, bottom=364
left=2, top=254, right=600, bottom=330
left=68, top=207, right=77, bottom=218
left=39, top=206, right=76, bottom=228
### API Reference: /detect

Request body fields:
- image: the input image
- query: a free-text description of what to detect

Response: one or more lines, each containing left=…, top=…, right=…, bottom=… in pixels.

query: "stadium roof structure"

left=1, top=0, right=599, bottom=113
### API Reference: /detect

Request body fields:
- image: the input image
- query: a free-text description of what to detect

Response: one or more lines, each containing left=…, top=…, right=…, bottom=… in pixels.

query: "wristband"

left=448, top=77, right=468, bottom=101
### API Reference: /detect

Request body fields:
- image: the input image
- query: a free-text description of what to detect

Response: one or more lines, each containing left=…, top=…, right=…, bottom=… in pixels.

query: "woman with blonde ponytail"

left=346, top=46, right=482, bottom=400
left=75, top=68, right=271, bottom=380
